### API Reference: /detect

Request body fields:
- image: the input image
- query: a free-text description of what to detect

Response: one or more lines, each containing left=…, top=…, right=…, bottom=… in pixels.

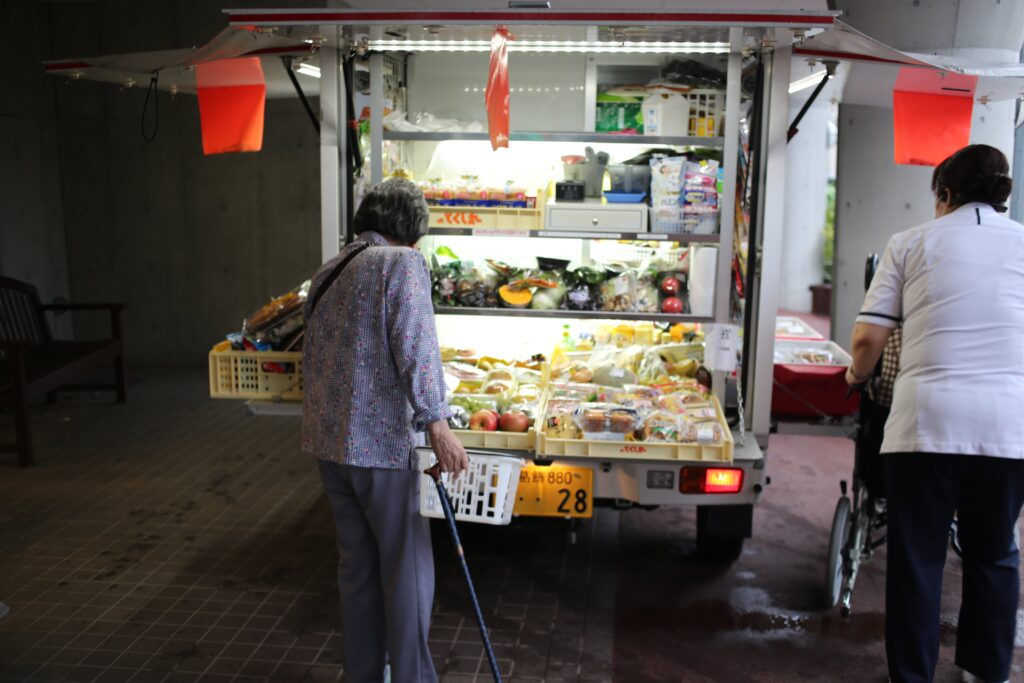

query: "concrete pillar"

left=831, top=0, right=1024, bottom=346
left=780, top=104, right=830, bottom=313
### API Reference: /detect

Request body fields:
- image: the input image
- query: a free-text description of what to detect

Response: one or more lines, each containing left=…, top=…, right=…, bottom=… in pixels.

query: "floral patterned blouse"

left=302, top=231, right=451, bottom=469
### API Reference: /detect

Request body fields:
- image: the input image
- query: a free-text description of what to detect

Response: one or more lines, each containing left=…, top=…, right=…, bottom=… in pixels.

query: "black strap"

left=306, top=243, right=370, bottom=317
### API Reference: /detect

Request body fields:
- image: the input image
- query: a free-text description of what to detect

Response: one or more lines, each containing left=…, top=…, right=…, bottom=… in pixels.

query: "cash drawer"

left=545, top=199, right=648, bottom=233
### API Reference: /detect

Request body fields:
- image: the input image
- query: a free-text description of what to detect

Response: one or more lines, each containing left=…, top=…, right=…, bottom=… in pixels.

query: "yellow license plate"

left=512, top=464, right=593, bottom=518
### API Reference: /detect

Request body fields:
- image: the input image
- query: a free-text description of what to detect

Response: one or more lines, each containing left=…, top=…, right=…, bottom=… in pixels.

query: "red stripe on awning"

left=241, top=44, right=313, bottom=57
left=793, top=47, right=911, bottom=66
left=43, top=61, right=91, bottom=72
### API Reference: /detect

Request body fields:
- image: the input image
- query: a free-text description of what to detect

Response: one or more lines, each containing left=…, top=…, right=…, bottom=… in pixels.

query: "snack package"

left=641, top=410, right=680, bottom=442
left=512, top=383, right=542, bottom=404
left=575, top=403, right=640, bottom=441
left=482, top=379, right=515, bottom=396
left=515, top=368, right=543, bottom=385
left=452, top=380, right=484, bottom=394
left=444, top=361, right=487, bottom=381
left=679, top=415, right=723, bottom=444
left=484, top=366, right=516, bottom=383
left=773, top=347, right=837, bottom=365
left=679, top=159, right=720, bottom=234
left=622, top=384, right=662, bottom=403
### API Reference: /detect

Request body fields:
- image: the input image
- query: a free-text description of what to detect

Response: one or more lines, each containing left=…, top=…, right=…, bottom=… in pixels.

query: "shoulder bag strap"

left=306, top=242, right=370, bottom=318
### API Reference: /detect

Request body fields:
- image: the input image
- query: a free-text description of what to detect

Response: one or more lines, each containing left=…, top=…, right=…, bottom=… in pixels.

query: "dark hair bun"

left=985, top=174, right=1013, bottom=205
left=931, top=144, right=1012, bottom=211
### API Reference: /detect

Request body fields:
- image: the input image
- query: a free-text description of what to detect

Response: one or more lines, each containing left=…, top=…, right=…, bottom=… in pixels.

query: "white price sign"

left=704, top=324, right=739, bottom=373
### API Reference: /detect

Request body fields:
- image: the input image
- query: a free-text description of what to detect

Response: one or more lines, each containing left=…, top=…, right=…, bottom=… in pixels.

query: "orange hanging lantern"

left=195, top=58, right=266, bottom=155
left=485, top=27, right=513, bottom=151
left=892, top=68, right=976, bottom=166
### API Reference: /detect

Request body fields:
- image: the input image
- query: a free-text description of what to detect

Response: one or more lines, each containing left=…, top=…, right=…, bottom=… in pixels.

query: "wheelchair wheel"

left=825, top=496, right=852, bottom=608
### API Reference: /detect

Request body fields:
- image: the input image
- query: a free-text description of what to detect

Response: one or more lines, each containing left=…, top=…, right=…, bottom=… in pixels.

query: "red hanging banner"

left=892, top=68, right=975, bottom=166
left=195, top=58, right=266, bottom=155
left=485, top=27, right=512, bottom=151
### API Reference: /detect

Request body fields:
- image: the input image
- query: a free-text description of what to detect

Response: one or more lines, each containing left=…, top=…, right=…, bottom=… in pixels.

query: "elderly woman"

left=847, top=144, right=1024, bottom=683
left=303, top=178, right=468, bottom=683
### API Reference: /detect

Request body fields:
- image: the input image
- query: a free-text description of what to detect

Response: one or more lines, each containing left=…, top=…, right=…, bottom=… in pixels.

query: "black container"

left=555, top=180, right=586, bottom=202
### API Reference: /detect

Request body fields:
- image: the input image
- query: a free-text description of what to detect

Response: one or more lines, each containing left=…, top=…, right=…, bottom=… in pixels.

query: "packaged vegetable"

left=544, top=400, right=582, bottom=439
left=527, top=270, right=567, bottom=311
left=634, top=269, right=661, bottom=313
left=599, top=271, right=637, bottom=312
left=449, top=393, right=501, bottom=415
left=564, top=267, right=606, bottom=311
left=637, top=349, right=671, bottom=385
left=591, top=365, right=637, bottom=388
left=454, top=263, right=499, bottom=307
left=447, top=405, right=470, bottom=430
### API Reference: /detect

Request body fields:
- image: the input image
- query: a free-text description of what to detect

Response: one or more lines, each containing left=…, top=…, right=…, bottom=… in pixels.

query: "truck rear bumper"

left=534, top=432, right=765, bottom=507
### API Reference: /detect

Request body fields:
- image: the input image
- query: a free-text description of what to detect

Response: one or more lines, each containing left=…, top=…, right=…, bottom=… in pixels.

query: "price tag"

left=704, top=323, right=739, bottom=373
left=473, top=228, right=530, bottom=238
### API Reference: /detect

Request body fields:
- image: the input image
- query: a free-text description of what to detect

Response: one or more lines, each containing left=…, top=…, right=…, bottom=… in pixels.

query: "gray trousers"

left=318, top=460, right=437, bottom=683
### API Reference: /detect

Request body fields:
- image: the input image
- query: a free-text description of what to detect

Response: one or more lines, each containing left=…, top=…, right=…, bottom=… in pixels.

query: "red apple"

left=660, top=276, right=681, bottom=295
left=661, top=297, right=684, bottom=314
left=469, top=409, right=499, bottom=431
left=498, top=411, right=530, bottom=433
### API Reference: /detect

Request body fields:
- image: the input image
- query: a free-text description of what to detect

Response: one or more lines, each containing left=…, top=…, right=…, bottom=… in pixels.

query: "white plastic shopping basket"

left=418, top=449, right=525, bottom=526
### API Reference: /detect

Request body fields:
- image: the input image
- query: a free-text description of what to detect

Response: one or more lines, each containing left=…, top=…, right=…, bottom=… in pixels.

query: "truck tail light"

left=679, top=467, right=744, bottom=494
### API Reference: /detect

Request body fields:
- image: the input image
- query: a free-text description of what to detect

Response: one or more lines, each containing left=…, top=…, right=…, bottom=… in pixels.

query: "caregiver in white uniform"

left=847, top=144, right=1024, bottom=683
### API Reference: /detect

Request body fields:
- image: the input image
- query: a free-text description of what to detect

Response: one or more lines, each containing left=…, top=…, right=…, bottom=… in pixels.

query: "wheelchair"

left=824, top=254, right=970, bottom=616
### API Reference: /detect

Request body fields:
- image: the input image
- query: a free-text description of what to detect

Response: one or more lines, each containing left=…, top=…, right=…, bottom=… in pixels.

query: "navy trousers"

left=885, top=452, right=1024, bottom=683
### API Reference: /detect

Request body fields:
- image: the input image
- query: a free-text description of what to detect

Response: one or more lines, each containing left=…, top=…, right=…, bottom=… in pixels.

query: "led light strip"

left=788, top=69, right=828, bottom=94
left=369, top=39, right=730, bottom=54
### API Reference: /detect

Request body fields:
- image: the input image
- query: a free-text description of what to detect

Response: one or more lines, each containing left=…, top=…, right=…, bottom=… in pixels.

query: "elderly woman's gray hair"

left=353, top=178, right=430, bottom=246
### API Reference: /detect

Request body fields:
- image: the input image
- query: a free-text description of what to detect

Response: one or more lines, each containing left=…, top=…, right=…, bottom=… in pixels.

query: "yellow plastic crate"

left=428, top=190, right=547, bottom=232
left=537, top=396, right=733, bottom=462
left=451, top=428, right=535, bottom=451
left=209, top=350, right=304, bottom=401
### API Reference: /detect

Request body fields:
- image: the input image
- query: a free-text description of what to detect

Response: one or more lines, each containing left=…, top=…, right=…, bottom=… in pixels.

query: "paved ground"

left=1, top=373, right=1022, bottom=682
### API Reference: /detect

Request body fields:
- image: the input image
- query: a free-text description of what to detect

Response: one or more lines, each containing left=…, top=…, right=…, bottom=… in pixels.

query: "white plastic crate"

left=418, top=449, right=526, bottom=525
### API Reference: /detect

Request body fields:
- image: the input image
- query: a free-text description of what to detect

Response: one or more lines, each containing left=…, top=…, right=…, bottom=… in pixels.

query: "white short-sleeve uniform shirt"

left=857, top=202, right=1024, bottom=459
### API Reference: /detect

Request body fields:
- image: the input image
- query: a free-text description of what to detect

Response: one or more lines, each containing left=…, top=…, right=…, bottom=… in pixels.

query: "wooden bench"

left=0, top=276, right=127, bottom=467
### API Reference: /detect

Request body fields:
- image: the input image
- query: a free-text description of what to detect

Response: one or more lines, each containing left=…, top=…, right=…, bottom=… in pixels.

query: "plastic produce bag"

left=486, top=27, right=513, bottom=151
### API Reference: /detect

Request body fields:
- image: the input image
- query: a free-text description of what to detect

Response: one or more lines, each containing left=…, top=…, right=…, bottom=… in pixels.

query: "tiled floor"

left=0, top=374, right=616, bottom=682
left=5, top=373, right=1024, bottom=683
